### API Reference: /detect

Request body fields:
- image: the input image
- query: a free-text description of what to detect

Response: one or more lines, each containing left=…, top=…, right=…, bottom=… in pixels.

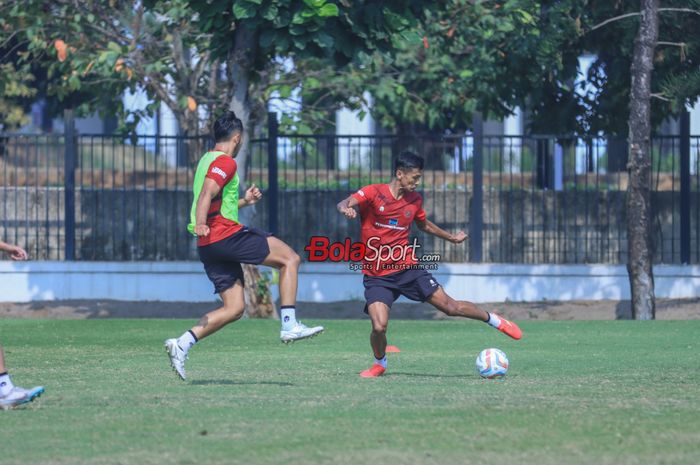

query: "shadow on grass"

left=190, top=379, right=295, bottom=387
left=384, top=372, right=470, bottom=379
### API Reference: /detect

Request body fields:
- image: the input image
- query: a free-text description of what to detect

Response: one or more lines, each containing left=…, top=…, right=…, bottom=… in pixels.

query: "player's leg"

left=262, top=235, right=300, bottom=306
left=0, top=345, right=44, bottom=410
left=190, top=281, right=245, bottom=340
left=427, top=287, right=522, bottom=340
left=360, top=282, right=397, bottom=378
left=360, top=302, right=390, bottom=378
left=262, top=235, right=323, bottom=342
left=165, top=267, right=246, bottom=380
left=368, top=301, right=390, bottom=359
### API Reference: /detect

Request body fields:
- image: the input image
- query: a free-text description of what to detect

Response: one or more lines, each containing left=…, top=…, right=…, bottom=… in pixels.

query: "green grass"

left=1, top=319, right=699, bottom=465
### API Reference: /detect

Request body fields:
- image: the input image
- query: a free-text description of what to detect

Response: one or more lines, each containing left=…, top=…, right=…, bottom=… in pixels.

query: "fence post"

left=64, top=109, right=76, bottom=261
left=470, top=112, right=483, bottom=262
left=680, top=109, right=690, bottom=264
left=267, top=112, right=279, bottom=235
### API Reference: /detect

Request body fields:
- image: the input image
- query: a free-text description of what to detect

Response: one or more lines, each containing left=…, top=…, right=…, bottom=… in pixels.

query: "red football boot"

left=494, top=314, right=522, bottom=340
left=360, top=364, right=386, bottom=378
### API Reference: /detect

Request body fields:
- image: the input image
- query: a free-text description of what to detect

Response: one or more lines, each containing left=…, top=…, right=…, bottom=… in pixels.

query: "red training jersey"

left=198, top=155, right=244, bottom=246
left=351, top=183, right=427, bottom=276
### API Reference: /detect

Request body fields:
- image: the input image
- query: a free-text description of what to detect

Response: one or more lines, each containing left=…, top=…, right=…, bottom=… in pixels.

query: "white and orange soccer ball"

left=475, top=348, right=509, bottom=378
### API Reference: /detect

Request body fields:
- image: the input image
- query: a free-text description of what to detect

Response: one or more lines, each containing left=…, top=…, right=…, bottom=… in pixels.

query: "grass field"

left=1, top=319, right=699, bottom=465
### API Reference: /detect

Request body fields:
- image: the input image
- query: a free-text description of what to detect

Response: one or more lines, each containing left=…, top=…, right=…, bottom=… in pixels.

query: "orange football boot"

left=360, top=364, right=386, bottom=378
left=494, top=314, right=522, bottom=340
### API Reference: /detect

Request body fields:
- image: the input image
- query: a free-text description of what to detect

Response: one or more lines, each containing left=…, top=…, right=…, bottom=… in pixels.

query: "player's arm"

left=0, top=240, right=28, bottom=260
left=238, top=184, right=263, bottom=209
left=415, top=218, right=468, bottom=244
left=194, top=179, right=221, bottom=237
left=337, top=195, right=360, bottom=219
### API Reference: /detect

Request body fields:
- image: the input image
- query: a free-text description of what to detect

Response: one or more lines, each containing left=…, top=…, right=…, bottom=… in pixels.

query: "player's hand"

left=450, top=231, right=468, bottom=244
left=194, top=224, right=210, bottom=237
left=6, top=245, right=28, bottom=261
left=340, top=206, right=357, bottom=219
left=244, top=184, right=263, bottom=205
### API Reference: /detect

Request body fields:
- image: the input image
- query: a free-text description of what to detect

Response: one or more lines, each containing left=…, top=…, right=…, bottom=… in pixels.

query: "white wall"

left=1, top=262, right=699, bottom=303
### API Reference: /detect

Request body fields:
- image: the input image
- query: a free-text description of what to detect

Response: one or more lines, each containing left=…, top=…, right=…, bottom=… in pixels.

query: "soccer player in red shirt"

left=337, top=151, right=522, bottom=378
left=164, top=111, right=323, bottom=381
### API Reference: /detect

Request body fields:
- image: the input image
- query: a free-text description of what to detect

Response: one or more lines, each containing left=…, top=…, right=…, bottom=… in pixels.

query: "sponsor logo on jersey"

left=212, top=167, right=227, bottom=179
left=389, top=218, right=399, bottom=226
left=374, top=221, right=407, bottom=231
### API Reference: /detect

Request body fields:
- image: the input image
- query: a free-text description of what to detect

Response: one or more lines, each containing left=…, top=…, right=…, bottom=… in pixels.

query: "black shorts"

left=363, top=268, right=440, bottom=313
left=198, top=227, right=272, bottom=294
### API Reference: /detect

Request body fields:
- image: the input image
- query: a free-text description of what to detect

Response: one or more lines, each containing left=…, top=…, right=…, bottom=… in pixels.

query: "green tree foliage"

left=282, top=0, right=700, bottom=135
left=276, top=1, right=586, bottom=133
left=0, top=0, right=226, bottom=137
left=581, top=0, right=700, bottom=134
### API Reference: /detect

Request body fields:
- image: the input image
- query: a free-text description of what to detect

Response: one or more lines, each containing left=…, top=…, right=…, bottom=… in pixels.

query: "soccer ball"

left=475, top=348, right=509, bottom=378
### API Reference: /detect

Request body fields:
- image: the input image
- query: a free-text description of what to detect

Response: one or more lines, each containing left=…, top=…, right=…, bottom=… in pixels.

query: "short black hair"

left=213, top=111, right=243, bottom=142
left=394, top=150, right=424, bottom=172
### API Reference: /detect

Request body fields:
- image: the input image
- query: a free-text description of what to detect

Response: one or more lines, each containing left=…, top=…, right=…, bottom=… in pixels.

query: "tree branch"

left=588, top=8, right=700, bottom=33
left=170, top=27, right=190, bottom=92
left=191, top=50, right=211, bottom=94
left=651, top=92, right=670, bottom=102
left=130, top=0, right=144, bottom=51
left=588, top=12, right=641, bottom=32
left=658, top=8, right=700, bottom=17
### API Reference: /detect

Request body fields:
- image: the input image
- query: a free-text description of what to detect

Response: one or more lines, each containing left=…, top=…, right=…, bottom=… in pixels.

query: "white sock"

left=375, top=355, right=387, bottom=368
left=0, top=373, right=14, bottom=397
left=486, top=312, right=502, bottom=328
left=280, top=306, right=297, bottom=330
left=177, top=330, right=198, bottom=356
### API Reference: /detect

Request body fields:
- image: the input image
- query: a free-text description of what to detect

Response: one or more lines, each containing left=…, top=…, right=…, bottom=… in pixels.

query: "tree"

left=271, top=0, right=605, bottom=143
left=584, top=1, right=700, bottom=319
left=626, top=0, right=658, bottom=320
left=2, top=1, right=230, bottom=159
left=185, top=0, right=436, bottom=179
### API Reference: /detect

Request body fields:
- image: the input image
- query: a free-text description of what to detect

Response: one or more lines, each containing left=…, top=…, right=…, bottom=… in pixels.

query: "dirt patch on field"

left=0, top=298, right=698, bottom=320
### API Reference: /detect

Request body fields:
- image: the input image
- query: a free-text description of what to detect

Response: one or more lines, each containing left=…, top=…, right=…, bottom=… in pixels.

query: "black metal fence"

left=1, top=112, right=699, bottom=264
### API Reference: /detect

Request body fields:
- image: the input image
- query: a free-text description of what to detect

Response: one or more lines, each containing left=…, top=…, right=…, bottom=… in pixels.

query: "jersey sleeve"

left=205, top=156, right=237, bottom=188
left=415, top=196, right=427, bottom=222
left=351, top=185, right=375, bottom=207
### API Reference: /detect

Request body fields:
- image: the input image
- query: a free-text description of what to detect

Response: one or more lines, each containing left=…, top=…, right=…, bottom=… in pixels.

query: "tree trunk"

left=227, top=24, right=277, bottom=318
left=242, top=265, right=278, bottom=319
left=228, top=24, right=256, bottom=186
left=178, top=112, right=205, bottom=166
left=626, top=0, right=658, bottom=320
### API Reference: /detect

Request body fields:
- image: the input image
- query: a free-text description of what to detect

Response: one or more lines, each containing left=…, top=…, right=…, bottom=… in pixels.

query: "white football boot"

left=0, top=385, right=45, bottom=410
left=164, top=338, right=187, bottom=380
left=280, top=321, right=324, bottom=343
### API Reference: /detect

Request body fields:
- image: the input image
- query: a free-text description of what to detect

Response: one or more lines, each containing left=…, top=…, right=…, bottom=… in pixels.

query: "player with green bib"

left=165, top=111, right=323, bottom=381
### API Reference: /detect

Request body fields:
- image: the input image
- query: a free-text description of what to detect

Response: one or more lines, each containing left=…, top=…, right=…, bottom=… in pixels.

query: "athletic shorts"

left=198, top=226, right=272, bottom=294
left=363, top=268, right=440, bottom=313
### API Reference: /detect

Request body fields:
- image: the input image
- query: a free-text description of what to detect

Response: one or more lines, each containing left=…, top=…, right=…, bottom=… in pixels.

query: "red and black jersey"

left=351, top=183, right=427, bottom=276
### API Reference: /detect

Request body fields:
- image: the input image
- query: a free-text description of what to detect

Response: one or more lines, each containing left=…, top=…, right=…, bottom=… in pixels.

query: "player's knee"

left=372, top=321, right=388, bottom=334
left=224, top=304, right=245, bottom=322
left=439, top=300, right=460, bottom=317
left=286, top=251, right=301, bottom=269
